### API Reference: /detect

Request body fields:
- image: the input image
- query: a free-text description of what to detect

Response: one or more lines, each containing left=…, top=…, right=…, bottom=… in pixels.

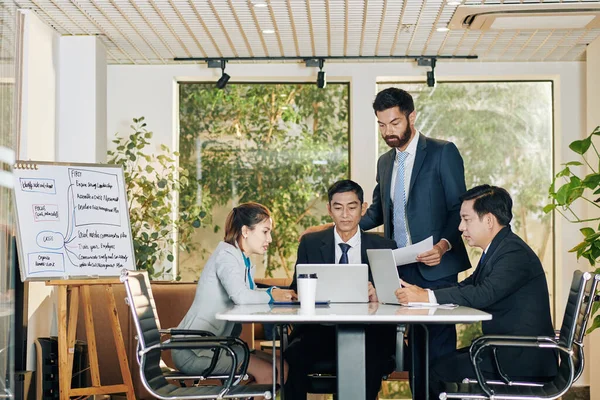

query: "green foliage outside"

left=108, top=117, right=205, bottom=279
left=545, top=126, right=600, bottom=333
left=178, top=83, right=349, bottom=278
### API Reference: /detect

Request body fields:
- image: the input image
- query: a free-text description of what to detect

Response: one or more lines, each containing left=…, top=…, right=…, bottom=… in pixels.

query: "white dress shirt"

left=334, top=227, right=362, bottom=264
left=427, top=243, right=491, bottom=303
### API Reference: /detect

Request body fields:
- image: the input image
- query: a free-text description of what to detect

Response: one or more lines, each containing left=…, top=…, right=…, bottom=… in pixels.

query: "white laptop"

left=366, top=249, right=403, bottom=305
left=296, top=264, right=369, bottom=303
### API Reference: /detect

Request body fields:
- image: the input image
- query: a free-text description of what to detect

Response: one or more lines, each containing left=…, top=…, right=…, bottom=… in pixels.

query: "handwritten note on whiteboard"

left=13, top=161, right=136, bottom=281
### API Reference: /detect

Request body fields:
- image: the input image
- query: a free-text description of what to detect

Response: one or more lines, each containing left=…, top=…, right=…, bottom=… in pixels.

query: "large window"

left=178, top=83, right=349, bottom=282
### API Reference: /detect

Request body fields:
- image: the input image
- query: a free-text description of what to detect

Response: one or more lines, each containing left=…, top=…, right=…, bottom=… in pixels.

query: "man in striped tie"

left=360, top=87, right=471, bottom=394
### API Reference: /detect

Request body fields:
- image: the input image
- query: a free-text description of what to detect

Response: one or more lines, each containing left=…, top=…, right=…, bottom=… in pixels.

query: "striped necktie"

left=393, top=151, right=409, bottom=248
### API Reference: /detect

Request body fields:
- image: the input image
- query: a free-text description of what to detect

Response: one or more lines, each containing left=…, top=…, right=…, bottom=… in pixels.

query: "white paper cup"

left=297, top=273, right=318, bottom=310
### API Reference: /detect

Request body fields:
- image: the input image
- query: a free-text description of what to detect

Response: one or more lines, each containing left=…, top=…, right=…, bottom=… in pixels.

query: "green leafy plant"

left=545, top=125, right=600, bottom=332
left=178, top=83, right=349, bottom=278
left=108, top=117, right=205, bottom=279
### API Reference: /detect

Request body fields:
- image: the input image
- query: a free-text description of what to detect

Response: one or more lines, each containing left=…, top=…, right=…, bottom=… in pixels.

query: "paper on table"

left=392, top=236, right=434, bottom=266
left=402, top=302, right=459, bottom=309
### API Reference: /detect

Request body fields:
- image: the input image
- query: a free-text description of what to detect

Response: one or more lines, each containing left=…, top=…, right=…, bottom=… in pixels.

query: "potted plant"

left=545, top=125, right=600, bottom=332
left=107, top=117, right=205, bottom=279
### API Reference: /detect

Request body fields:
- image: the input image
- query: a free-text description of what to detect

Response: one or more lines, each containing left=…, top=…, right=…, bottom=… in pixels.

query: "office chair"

left=439, top=270, right=599, bottom=400
left=121, top=269, right=274, bottom=399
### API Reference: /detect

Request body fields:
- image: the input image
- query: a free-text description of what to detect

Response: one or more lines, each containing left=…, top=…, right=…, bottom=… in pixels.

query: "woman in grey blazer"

left=172, top=202, right=296, bottom=387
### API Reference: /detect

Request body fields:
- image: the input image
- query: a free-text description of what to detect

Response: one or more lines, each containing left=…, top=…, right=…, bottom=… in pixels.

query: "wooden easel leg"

left=104, top=284, right=135, bottom=400
left=66, top=287, right=80, bottom=384
left=57, top=285, right=70, bottom=400
left=81, top=285, right=101, bottom=387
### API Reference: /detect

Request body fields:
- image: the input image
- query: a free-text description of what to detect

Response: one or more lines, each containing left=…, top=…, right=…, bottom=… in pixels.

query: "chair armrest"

left=161, top=328, right=216, bottom=337
left=469, top=335, right=555, bottom=359
left=144, top=341, right=239, bottom=390
left=166, top=335, right=250, bottom=383
left=469, top=338, right=573, bottom=397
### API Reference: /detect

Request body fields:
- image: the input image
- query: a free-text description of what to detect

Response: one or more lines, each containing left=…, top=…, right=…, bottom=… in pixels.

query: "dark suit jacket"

left=290, top=227, right=397, bottom=292
left=434, top=226, right=558, bottom=378
left=288, top=227, right=397, bottom=358
left=360, top=133, right=470, bottom=281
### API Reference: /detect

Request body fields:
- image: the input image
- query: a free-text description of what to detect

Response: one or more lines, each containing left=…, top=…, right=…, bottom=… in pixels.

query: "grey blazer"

left=176, top=241, right=271, bottom=337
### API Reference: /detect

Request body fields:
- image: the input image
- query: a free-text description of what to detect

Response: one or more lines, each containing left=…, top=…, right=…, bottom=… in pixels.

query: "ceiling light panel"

left=309, top=0, right=328, bottom=57
left=375, top=1, right=404, bottom=55
left=10, top=0, right=600, bottom=63
left=360, top=0, right=385, bottom=56
left=288, top=0, right=313, bottom=56
left=328, top=0, right=346, bottom=56
left=270, top=2, right=296, bottom=57
left=346, top=0, right=366, bottom=56
left=211, top=1, right=253, bottom=58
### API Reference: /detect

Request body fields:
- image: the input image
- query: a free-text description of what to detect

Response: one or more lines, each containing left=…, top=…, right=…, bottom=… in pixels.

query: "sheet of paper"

left=392, top=236, right=434, bottom=266
left=402, top=302, right=459, bottom=309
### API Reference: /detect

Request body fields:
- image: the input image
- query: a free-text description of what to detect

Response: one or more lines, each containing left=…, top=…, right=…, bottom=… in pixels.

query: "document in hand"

left=392, top=236, right=434, bottom=266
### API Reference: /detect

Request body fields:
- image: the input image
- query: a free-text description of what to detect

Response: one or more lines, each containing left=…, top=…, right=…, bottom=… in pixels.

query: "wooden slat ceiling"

left=11, top=0, right=600, bottom=64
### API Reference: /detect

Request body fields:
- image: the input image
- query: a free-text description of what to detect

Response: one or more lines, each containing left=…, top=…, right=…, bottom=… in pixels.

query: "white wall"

left=18, top=10, right=60, bottom=371
left=56, top=36, right=107, bottom=162
left=586, top=35, right=600, bottom=399
left=18, top=12, right=109, bottom=370
left=19, top=9, right=58, bottom=161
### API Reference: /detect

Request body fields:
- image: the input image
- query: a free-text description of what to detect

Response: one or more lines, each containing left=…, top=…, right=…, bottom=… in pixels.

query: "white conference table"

left=216, top=302, right=491, bottom=400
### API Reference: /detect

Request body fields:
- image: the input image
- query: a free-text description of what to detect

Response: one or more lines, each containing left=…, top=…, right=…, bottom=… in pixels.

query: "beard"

left=383, top=124, right=413, bottom=149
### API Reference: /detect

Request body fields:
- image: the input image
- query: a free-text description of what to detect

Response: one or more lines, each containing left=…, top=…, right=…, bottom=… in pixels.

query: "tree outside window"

left=178, top=83, right=349, bottom=281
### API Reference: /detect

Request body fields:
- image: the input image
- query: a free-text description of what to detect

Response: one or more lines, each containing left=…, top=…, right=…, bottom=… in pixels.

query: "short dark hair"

left=372, top=87, right=415, bottom=117
left=327, top=179, right=364, bottom=204
left=224, top=202, right=271, bottom=246
left=459, top=184, right=513, bottom=226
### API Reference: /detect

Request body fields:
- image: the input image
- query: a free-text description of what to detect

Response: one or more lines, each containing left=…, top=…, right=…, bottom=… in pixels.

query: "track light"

left=216, top=59, right=230, bottom=89
left=317, top=59, right=326, bottom=89
left=417, top=57, right=437, bottom=88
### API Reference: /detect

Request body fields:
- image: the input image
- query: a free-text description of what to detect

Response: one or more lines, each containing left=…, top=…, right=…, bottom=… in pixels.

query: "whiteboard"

left=13, top=161, right=136, bottom=281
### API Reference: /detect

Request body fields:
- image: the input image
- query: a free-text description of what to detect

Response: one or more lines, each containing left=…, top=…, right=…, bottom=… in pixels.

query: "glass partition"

left=0, top=1, right=17, bottom=398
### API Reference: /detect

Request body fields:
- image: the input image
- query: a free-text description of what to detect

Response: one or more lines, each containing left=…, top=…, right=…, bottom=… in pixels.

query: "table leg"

left=279, top=324, right=286, bottom=400
left=271, top=324, right=277, bottom=398
left=409, top=324, right=430, bottom=400
left=336, top=324, right=366, bottom=399
left=422, top=324, right=430, bottom=400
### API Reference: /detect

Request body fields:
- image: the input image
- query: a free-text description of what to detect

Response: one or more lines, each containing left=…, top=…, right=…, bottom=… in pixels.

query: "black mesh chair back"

left=556, top=270, right=597, bottom=384
left=122, top=270, right=178, bottom=395
left=440, top=270, right=600, bottom=400
left=121, top=270, right=274, bottom=399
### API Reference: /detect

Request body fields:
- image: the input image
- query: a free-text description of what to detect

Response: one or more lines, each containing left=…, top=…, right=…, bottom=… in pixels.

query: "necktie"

left=339, top=243, right=351, bottom=264
left=393, top=151, right=409, bottom=248
left=479, top=251, right=486, bottom=266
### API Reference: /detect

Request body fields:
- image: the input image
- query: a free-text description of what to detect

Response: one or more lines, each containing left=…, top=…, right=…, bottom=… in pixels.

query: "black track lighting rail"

left=175, top=55, right=478, bottom=62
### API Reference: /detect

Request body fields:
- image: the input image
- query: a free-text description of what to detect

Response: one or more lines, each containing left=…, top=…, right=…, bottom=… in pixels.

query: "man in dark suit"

left=284, top=179, right=397, bottom=400
left=395, top=184, right=558, bottom=396
left=360, top=87, right=470, bottom=369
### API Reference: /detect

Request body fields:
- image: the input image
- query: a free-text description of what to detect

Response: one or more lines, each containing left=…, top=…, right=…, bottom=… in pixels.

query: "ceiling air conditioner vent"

left=448, top=3, right=600, bottom=31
